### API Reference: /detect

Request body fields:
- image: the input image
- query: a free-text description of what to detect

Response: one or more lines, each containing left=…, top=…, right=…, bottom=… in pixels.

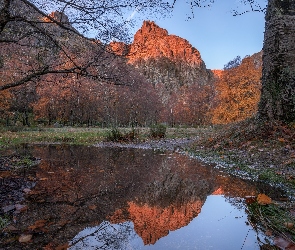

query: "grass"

left=0, top=215, right=9, bottom=230
left=0, top=126, right=207, bottom=149
left=247, top=200, right=295, bottom=246
left=0, top=127, right=110, bottom=148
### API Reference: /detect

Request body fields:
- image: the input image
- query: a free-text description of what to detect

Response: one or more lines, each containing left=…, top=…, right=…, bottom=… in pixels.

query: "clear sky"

left=129, top=1, right=266, bottom=70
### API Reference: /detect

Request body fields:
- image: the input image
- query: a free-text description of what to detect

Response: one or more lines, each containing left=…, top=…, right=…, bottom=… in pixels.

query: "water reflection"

left=6, top=145, right=277, bottom=249
left=69, top=196, right=261, bottom=250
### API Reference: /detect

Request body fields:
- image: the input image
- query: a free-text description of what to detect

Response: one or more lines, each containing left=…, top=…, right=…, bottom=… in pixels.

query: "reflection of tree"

left=109, top=166, right=215, bottom=245
left=10, top=145, right=270, bottom=249
left=69, top=221, right=138, bottom=250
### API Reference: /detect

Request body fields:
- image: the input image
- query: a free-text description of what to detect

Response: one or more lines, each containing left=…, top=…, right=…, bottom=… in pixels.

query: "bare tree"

left=0, top=0, right=171, bottom=91
left=2, top=0, right=295, bottom=124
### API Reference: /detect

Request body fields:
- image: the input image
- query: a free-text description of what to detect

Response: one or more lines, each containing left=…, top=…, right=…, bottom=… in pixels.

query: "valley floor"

left=1, top=121, right=295, bottom=193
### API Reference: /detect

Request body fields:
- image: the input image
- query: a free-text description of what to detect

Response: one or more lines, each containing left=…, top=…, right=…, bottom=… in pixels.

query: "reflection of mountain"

left=9, top=145, right=264, bottom=249
left=110, top=201, right=203, bottom=245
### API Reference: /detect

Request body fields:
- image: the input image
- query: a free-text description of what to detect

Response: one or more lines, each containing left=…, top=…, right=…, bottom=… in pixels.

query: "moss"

left=0, top=215, right=9, bottom=230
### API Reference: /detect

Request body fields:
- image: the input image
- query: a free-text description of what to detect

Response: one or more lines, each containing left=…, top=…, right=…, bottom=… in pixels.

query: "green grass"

left=0, top=215, right=9, bottom=230
left=0, top=126, right=205, bottom=149
left=0, top=127, right=111, bottom=148
left=248, top=201, right=295, bottom=244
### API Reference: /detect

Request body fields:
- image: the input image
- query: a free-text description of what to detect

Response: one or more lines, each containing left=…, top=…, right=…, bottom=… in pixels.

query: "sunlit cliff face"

left=110, top=20, right=204, bottom=67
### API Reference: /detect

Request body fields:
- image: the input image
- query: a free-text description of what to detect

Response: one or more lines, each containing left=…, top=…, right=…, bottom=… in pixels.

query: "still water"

left=5, top=145, right=281, bottom=249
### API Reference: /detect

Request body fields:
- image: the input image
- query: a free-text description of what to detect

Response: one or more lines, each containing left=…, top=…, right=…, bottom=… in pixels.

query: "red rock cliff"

left=128, top=21, right=203, bottom=67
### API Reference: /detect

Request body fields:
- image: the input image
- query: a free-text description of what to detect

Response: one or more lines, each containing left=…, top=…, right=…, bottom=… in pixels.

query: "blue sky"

left=130, top=1, right=266, bottom=70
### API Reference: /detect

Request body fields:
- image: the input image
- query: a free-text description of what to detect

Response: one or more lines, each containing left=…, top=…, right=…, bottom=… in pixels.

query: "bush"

left=150, top=124, right=166, bottom=138
left=106, top=127, right=123, bottom=142
left=106, top=127, right=140, bottom=142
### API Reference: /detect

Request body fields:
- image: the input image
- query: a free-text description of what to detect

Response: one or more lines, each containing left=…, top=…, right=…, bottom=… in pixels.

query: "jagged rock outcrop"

left=111, top=21, right=215, bottom=105
left=128, top=21, right=203, bottom=66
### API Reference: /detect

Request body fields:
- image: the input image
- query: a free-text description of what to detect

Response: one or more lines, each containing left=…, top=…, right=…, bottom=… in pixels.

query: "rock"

left=18, top=234, right=32, bottom=243
left=15, top=204, right=28, bottom=213
left=2, top=204, right=15, bottom=213
left=129, top=20, right=203, bottom=66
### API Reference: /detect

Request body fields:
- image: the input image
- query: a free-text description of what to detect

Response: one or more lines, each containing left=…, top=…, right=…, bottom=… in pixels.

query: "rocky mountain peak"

left=42, top=11, right=70, bottom=26
left=128, top=20, right=204, bottom=67
left=135, top=20, right=169, bottom=39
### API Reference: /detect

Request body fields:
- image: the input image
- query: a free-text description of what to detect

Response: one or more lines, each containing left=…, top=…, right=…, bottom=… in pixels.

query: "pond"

left=0, top=144, right=285, bottom=249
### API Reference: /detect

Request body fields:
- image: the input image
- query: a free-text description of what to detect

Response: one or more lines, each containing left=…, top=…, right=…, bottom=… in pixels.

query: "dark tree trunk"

left=258, top=0, right=295, bottom=123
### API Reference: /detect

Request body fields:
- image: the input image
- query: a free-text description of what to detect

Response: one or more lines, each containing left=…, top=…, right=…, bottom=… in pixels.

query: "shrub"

left=106, top=127, right=139, bottom=142
left=150, top=124, right=166, bottom=138
left=106, top=127, right=123, bottom=142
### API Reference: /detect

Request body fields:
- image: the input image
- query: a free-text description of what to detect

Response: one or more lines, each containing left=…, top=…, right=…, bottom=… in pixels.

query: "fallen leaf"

left=278, top=137, right=286, bottom=142
left=88, top=205, right=97, bottom=210
left=56, top=243, right=69, bottom=250
left=28, top=220, right=47, bottom=230
left=274, top=237, right=295, bottom=250
left=2, top=204, right=15, bottom=213
left=265, top=229, right=273, bottom=236
left=4, top=225, right=18, bottom=232
left=0, top=171, right=12, bottom=178
left=23, top=188, right=31, bottom=193
left=257, top=194, right=272, bottom=205
left=57, top=220, right=69, bottom=227
left=19, top=234, right=32, bottom=243
left=284, top=222, right=294, bottom=229
left=15, top=204, right=28, bottom=213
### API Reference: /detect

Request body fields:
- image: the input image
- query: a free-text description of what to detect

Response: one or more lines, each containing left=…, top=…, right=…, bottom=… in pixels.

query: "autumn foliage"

left=212, top=52, right=262, bottom=124
left=0, top=7, right=263, bottom=127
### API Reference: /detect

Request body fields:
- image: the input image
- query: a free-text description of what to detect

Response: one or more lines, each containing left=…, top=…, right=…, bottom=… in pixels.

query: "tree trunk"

left=258, top=0, right=295, bottom=122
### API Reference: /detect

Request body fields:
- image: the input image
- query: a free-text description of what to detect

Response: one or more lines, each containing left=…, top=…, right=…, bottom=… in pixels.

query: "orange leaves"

left=28, top=219, right=47, bottom=231
left=278, top=137, right=287, bottom=143
left=212, top=52, right=262, bottom=124
left=246, top=194, right=272, bottom=205
left=245, top=196, right=256, bottom=205
left=257, top=194, right=272, bottom=205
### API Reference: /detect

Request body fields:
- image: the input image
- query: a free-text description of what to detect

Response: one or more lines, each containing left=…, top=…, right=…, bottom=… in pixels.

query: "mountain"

left=111, top=21, right=215, bottom=90
left=1, top=0, right=262, bottom=127
left=110, top=21, right=216, bottom=124
left=129, top=21, right=203, bottom=66
left=1, top=2, right=161, bottom=127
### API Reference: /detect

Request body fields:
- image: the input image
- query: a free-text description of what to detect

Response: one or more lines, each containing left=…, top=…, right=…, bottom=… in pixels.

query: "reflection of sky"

left=69, top=195, right=266, bottom=250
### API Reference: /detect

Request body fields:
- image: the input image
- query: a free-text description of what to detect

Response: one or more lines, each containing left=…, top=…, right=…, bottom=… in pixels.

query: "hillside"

left=0, top=0, right=262, bottom=127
